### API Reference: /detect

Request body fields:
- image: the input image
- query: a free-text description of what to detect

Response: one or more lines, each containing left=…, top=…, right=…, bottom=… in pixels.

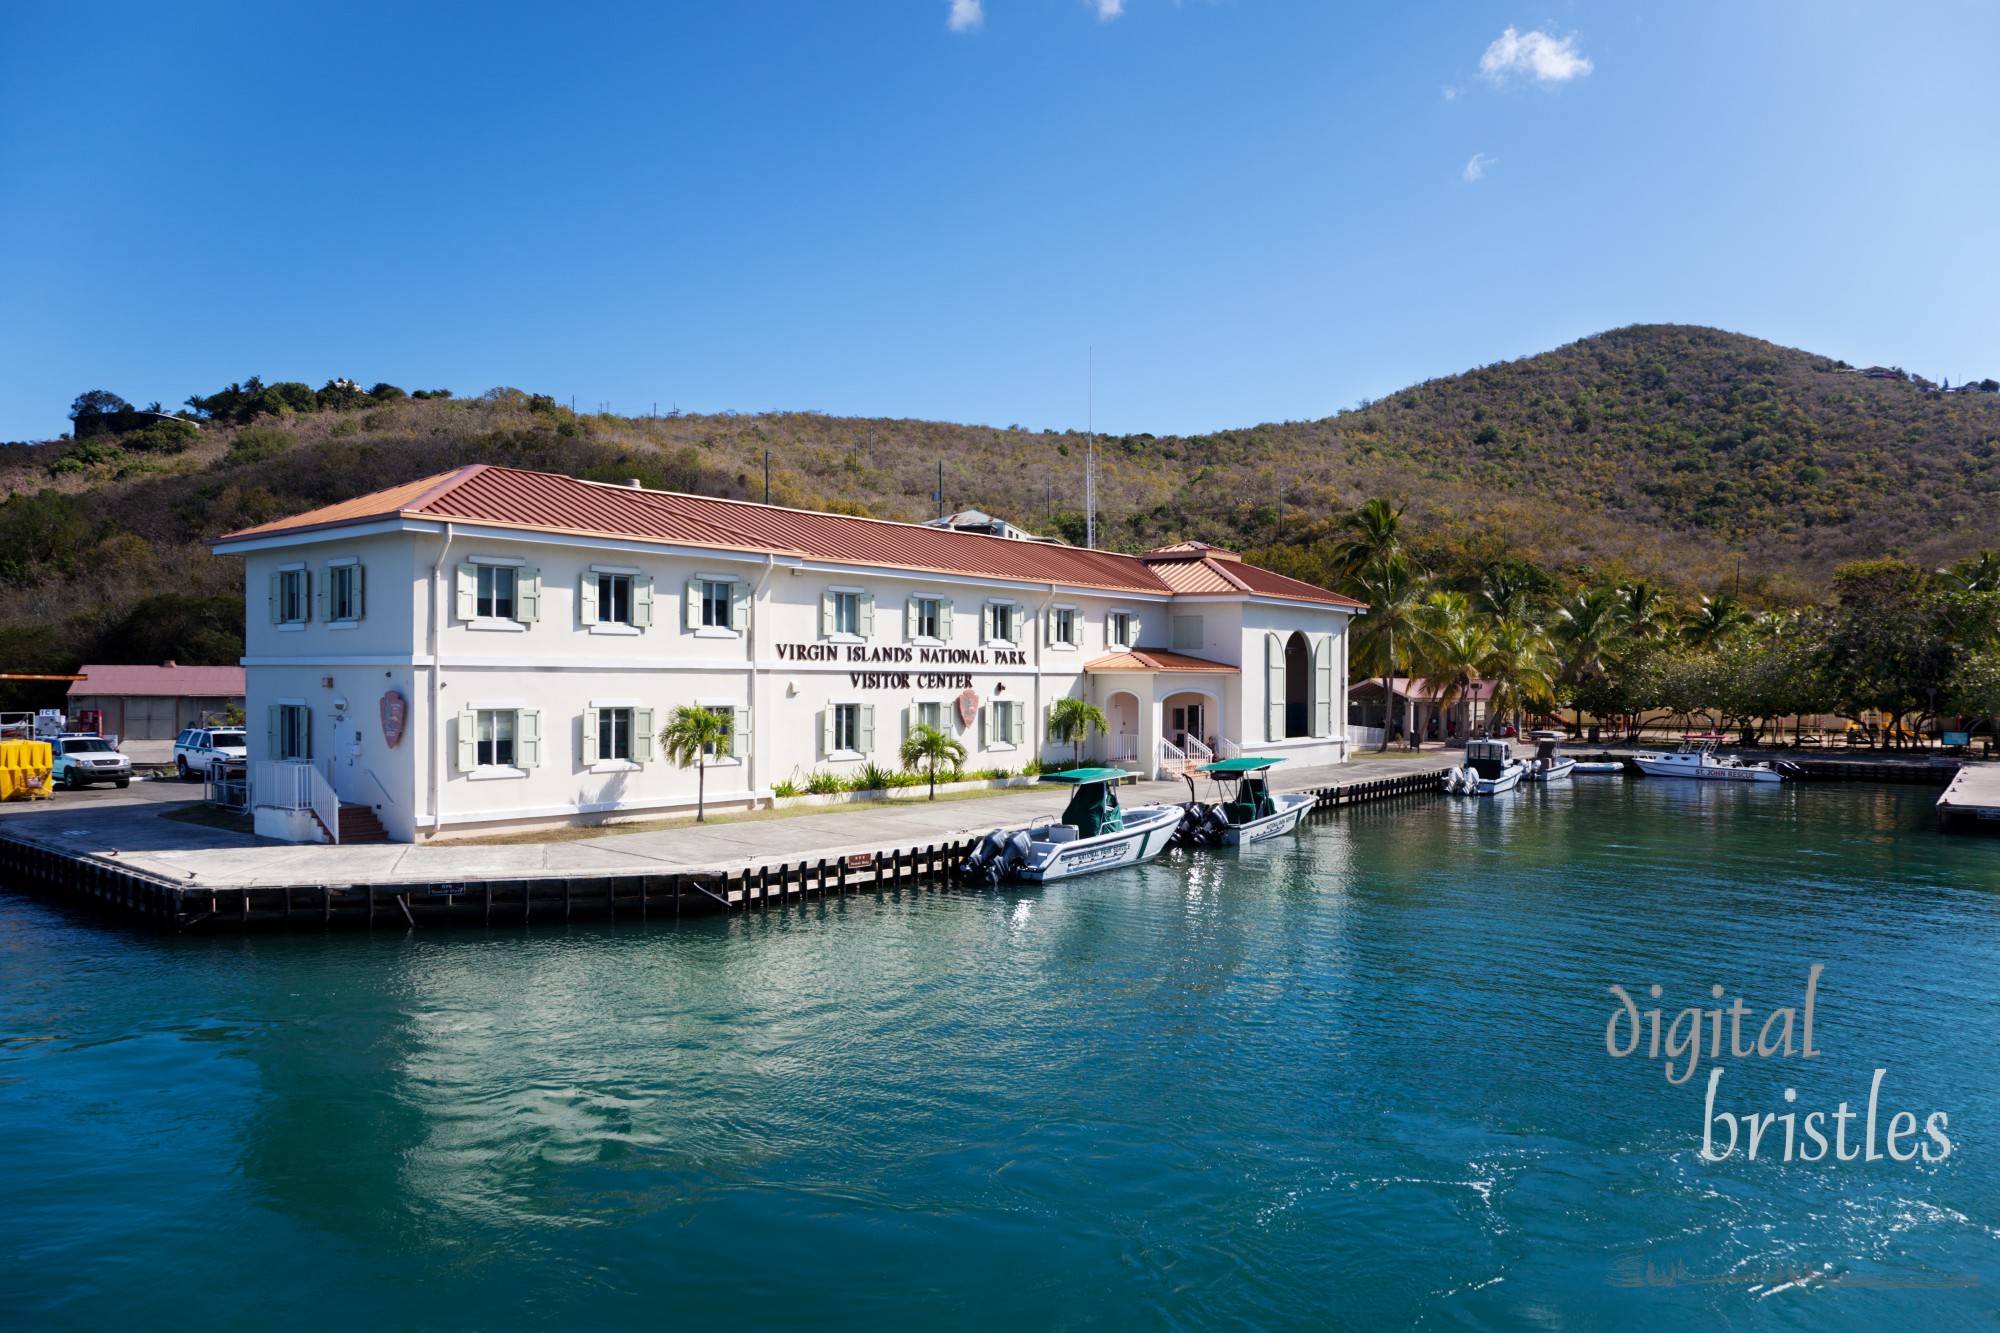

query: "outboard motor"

left=1774, top=760, right=1804, bottom=780
left=1001, top=830, right=1033, bottom=877
left=958, top=829, right=1011, bottom=884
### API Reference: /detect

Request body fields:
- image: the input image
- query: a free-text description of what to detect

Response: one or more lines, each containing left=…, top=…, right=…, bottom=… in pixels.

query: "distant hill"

left=2, top=324, right=1997, bottom=707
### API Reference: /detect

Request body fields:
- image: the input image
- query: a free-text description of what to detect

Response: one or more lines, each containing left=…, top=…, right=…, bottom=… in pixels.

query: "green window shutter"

left=682, top=578, right=701, bottom=630
left=516, top=709, right=542, bottom=767
left=631, top=575, right=654, bottom=628
left=314, top=569, right=328, bottom=622
left=730, top=581, right=750, bottom=631
left=268, top=572, right=282, bottom=623
left=1129, top=614, right=1141, bottom=647
left=859, top=704, right=875, bottom=753
left=820, top=708, right=833, bottom=758
left=355, top=565, right=366, bottom=620
left=515, top=570, right=541, bottom=623
left=299, top=706, right=312, bottom=760
left=1311, top=635, right=1334, bottom=738
left=939, top=601, right=954, bottom=641
left=456, top=710, right=477, bottom=772
left=455, top=564, right=476, bottom=621
left=979, top=704, right=989, bottom=749
left=729, top=706, right=750, bottom=759
left=633, top=709, right=654, bottom=763
left=821, top=591, right=836, bottom=638
left=981, top=604, right=994, bottom=644
left=267, top=704, right=281, bottom=756
left=578, top=573, right=598, bottom=625
left=1010, top=603, right=1025, bottom=645
left=581, top=706, right=598, bottom=760
left=1266, top=633, right=1287, bottom=742
left=858, top=591, right=875, bottom=637
left=904, top=703, right=917, bottom=738
left=905, top=597, right=919, bottom=639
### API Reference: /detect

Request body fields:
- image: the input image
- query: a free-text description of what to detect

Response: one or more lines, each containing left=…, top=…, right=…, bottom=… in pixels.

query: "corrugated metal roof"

left=69, top=664, right=247, bottom=697
left=1083, top=650, right=1238, bottom=674
left=218, top=464, right=1363, bottom=607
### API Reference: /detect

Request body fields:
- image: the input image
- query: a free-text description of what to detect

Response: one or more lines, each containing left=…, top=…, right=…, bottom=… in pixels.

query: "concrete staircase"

left=320, top=804, right=389, bottom=844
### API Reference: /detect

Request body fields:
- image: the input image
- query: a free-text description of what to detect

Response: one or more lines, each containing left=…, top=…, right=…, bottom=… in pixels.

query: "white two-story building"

left=213, top=464, right=1364, bottom=842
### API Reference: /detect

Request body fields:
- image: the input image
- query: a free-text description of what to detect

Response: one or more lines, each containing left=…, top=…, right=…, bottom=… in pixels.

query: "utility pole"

left=936, top=460, right=944, bottom=521
left=764, top=450, right=771, bottom=505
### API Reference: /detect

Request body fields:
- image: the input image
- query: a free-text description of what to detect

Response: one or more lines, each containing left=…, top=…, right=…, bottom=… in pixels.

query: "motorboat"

left=1572, top=760, right=1628, bottom=775
left=1173, top=756, right=1317, bottom=847
left=1631, top=735, right=1790, bottom=783
left=1523, top=730, right=1576, bottom=783
left=1444, top=738, right=1526, bottom=795
left=957, top=768, right=1184, bottom=885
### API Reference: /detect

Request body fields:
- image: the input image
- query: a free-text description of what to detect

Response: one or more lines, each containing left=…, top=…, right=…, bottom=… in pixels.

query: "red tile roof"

left=218, top=465, right=1364, bottom=608
left=1083, top=650, right=1238, bottom=674
left=69, top=664, right=246, bottom=697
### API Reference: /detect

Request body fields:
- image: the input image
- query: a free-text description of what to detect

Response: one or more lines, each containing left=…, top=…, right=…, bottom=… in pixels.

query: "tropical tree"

left=658, top=704, right=735, bottom=822
left=1617, top=580, right=1675, bottom=641
left=1680, top=594, right=1753, bottom=648
left=1415, top=603, right=1494, bottom=736
left=1331, top=498, right=1406, bottom=580
left=900, top=723, right=967, bottom=800
left=1475, top=564, right=1539, bottom=625
left=1350, top=551, right=1426, bottom=749
left=1941, top=550, right=2000, bottom=594
left=1483, top=620, right=1555, bottom=736
left=1046, top=696, right=1109, bottom=770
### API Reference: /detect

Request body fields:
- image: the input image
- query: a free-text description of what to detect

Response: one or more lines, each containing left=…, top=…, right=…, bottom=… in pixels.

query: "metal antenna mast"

left=1086, top=347, right=1095, bottom=550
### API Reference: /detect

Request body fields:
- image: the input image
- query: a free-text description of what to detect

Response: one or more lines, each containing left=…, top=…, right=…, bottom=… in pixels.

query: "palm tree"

left=1476, top=566, right=1536, bottom=625
left=1617, top=580, right=1675, bottom=642
left=1941, top=550, right=2000, bottom=593
left=659, top=704, right=734, bottom=822
left=1331, top=498, right=1407, bottom=581
left=1418, top=614, right=1495, bottom=738
left=1483, top=621, right=1555, bottom=736
left=1046, top=697, right=1109, bottom=770
left=900, top=723, right=967, bottom=800
left=1681, top=594, right=1752, bottom=648
left=1351, top=552, right=1426, bottom=749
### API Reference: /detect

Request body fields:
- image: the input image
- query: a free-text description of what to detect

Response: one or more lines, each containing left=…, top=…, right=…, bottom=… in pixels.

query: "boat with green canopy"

left=956, top=768, right=1184, bottom=885
left=1175, top=756, right=1317, bottom=847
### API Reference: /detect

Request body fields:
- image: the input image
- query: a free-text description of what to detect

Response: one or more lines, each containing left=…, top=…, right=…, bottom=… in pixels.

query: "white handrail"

left=1156, top=737, right=1187, bottom=780
left=1184, top=736, right=1214, bottom=767
left=1109, top=734, right=1139, bottom=762
left=308, top=762, right=341, bottom=845
left=1217, top=737, right=1243, bottom=759
left=364, top=768, right=395, bottom=807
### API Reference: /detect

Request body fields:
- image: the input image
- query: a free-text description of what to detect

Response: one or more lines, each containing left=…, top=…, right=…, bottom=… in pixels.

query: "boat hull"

left=1524, top=758, right=1576, bottom=783
left=1632, top=755, right=1783, bottom=782
left=1448, top=764, right=1525, bottom=795
left=1219, top=793, right=1316, bottom=845
left=1016, top=805, right=1184, bottom=882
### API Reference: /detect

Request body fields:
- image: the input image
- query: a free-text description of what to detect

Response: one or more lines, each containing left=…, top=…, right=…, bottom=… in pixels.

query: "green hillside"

left=3, top=324, right=1997, bottom=709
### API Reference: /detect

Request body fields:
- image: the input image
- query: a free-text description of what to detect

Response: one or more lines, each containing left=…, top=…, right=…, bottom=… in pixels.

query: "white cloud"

left=1463, top=152, right=1492, bottom=182
left=1094, top=0, right=1126, bottom=17
left=1441, top=84, right=1461, bottom=102
left=948, top=0, right=984, bottom=33
left=1479, top=27, right=1592, bottom=85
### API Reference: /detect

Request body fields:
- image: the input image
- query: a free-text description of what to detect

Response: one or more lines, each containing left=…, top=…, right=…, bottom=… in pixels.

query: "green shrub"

left=853, top=761, right=896, bottom=792
left=225, top=425, right=296, bottom=466
left=330, top=418, right=361, bottom=437
left=124, top=418, right=200, bottom=454
left=47, top=440, right=123, bottom=475
left=771, top=778, right=802, bottom=798
left=804, top=771, right=844, bottom=795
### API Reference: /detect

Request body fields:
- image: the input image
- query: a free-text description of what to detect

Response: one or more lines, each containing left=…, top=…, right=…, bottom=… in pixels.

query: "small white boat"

left=1175, top=756, right=1317, bottom=847
left=1632, top=735, right=1786, bottom=783
left=1571, top=760, right=1628, bottom=775
left=958, top=768, right=1184, bottom=885
left=1445, top=738, right=1526, bottom=795
left=1523, top=730, right=1576, bottom=783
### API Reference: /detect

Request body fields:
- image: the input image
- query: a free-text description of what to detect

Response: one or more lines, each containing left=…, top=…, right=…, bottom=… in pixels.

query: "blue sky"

left=2, top=1, right=1996, bottom=442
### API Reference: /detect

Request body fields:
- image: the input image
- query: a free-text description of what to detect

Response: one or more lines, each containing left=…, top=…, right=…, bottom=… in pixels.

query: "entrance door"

left=1174, top=703, right=1203, bottom=748
left=333, top=715, right=360, bottom=803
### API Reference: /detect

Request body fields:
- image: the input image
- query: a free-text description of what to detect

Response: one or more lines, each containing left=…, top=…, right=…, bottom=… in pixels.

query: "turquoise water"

left=2, top=782, right=1996, bottom=1329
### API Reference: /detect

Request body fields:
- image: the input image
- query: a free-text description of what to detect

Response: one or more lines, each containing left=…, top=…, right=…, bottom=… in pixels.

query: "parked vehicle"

left=52, top=735, right=132, bottom=789
left=174, top=727, right=248, bottom=779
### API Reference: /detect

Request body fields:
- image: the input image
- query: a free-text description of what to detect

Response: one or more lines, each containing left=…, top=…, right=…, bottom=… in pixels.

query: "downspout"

left=427, top=523, right=454, bottom=834
left=749, top=553, right=775, bottom=800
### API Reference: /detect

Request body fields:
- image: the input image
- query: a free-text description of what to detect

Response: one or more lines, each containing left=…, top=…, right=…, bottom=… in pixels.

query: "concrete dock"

left=1937, top=763, right=2000, bottom=831
left=0, top=755, right=1455, bottom=928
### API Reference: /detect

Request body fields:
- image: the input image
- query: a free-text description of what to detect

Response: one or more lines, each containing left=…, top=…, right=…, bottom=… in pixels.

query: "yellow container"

left=0, top=739, right=54, bottom=800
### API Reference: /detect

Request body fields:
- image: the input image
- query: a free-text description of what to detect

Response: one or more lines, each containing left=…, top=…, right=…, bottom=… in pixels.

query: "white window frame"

left=688, top=572, right=748, bottom=639
left=476, top=565, right=518, bottom=623
left=828, top=699, right=865, bottom=760
left=595, top=571, right=634, bottom=627
left=695, top=697, right=746, bottom=767
left=910, top=595, right=945, bottom=644
left=325, top=557, right=363, bottom=628
left=473, top=706, right=522, bottom=775
left=272, top=700, right=311, bottom=759
left=461, top=555, right=533, bottom=633
left=1048, top=604, right=1078, bottom=650
left=984, top=599, right=1022, bottom=648
left=273, top=562, right=309, bottom=632
left=1108, top=611, right=1135, bottom=649
left=830, top=588, right=863, bottom=640
left=984, top=699, right=1021, bottom=752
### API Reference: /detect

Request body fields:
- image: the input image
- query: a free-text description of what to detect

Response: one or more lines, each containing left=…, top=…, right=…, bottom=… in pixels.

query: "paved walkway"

left=0, top=752, right=1456, bottom=891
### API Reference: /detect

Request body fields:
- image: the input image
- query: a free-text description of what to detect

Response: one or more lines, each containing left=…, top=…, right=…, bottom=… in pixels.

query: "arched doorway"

left=1285, top=632, right=1310, bottom=738
left=1106, top=690, right=1140, bottom=764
